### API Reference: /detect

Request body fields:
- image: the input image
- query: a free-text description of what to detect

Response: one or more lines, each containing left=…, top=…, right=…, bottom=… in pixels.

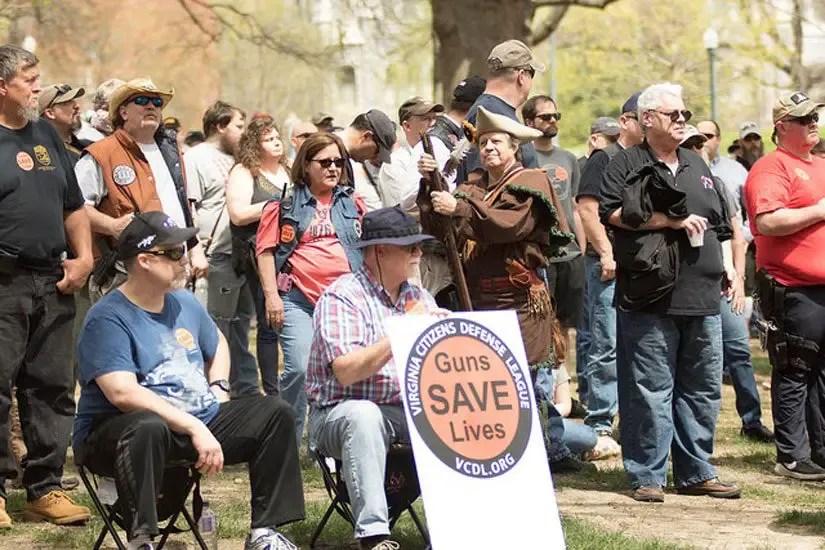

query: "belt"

left=479, top=274, right=533, bottom=292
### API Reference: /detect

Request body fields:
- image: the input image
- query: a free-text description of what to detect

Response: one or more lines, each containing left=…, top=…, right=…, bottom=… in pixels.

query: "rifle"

left=417, top=133, right=473, bottom=311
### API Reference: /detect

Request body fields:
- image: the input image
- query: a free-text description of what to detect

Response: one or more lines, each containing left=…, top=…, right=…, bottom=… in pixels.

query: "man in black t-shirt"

left=598, top=83, right=739, bottom=503
left=0, top=45, right=93, bottom=527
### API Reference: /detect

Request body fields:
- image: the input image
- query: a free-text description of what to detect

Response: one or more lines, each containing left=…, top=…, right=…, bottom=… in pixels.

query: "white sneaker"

left=584, top=434, right=621, bottom=461
left=245, top=528, right=298, bottom=550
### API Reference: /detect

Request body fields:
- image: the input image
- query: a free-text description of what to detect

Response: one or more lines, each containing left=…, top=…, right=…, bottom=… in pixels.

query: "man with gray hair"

left=0, top=44, right=93, bottom=526
left=599, top=82, right=740, bottom=502
left=76, top=78, right=124, bottom=142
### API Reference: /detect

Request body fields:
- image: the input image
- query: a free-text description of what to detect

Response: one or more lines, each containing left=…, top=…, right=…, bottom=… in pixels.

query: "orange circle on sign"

left=16, top=152, right=33, bottom=171
left=281, top=225, right=296, bottom=243
left=419, top=335, right=520, bottom=461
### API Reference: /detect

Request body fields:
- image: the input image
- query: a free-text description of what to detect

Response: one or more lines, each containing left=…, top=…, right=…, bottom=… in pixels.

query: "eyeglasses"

left=141, top=246, right=187, bottom=261
left=785, top=112, right=819, bottom=126
left=519, top=66, right=536, bottom=79
left=653, top=109, right=692, bottom=122
left=401, top=243, right=423, bottom=253
left=702, top=133, right=717, bottom=139
left=536, top=113, right=562, bottom=122
left=133, top=96, right=164, bottom=108
left=312, top=157, right=346, bottom=169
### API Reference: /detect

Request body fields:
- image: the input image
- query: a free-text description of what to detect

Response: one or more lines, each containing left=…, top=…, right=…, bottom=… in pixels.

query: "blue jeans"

left=534, top=367, right=573, bottom=463
left=279, top=287, right=315, bottom=446
left=308, top=402, right=408, bottom=540
left=719, top=296, right=763, bottom=429
left=583, top=255, right=618, bottom=435
left=207, top=253, right=259, bottom=397
left=563, top=419, right=598, bottom=456
left=616, top=310, right=722, bottom=488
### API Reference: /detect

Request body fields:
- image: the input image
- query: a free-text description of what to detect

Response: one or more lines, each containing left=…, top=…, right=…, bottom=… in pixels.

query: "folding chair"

left=77, top=461, right=208, bottom=550
left=310, top=443, right=430, bottom=549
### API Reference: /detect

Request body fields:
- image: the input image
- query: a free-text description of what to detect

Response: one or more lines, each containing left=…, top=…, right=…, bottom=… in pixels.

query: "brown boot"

left=0, top=497, right=11, bottom=528
left=24, top=490, right=90, bottom=525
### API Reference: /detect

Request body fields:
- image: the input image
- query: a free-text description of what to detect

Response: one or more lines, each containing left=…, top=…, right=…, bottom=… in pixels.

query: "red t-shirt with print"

left=744, top=148, right=825, bottom=286
left=256, top=192, right=366, bottom=304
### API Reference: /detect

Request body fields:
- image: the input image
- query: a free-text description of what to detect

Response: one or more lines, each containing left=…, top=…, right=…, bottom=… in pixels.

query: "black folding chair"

left=77, top=461, right=208, bottom=550
left=311, top=443, right=430, bottom=549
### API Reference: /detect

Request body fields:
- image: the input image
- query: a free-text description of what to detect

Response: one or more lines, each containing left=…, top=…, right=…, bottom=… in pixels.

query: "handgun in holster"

left=92, top=237, right=119, bottom=289
left=754, top=269, right=788, bottom=371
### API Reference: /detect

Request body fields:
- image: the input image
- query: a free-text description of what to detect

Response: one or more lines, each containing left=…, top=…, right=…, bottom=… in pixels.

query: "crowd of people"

left=0, top=32, right=824, bottom=550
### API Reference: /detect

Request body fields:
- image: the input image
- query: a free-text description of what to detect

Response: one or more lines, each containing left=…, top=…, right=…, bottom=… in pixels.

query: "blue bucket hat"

left=354, top=206, right=435, bottom=249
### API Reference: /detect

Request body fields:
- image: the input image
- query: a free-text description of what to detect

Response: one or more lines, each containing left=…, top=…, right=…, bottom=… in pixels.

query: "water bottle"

left=198, top=501, right=219, bottom=549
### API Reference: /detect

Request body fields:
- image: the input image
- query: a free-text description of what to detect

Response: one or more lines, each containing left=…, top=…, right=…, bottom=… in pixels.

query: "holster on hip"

left=755, top=269, right=789, bottom=371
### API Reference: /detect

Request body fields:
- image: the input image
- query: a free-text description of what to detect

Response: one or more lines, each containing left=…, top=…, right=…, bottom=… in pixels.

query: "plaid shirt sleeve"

left=313, top=286, right=370, bottom=369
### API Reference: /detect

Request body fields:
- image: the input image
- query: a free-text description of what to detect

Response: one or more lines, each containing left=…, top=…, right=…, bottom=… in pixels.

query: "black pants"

left=773, top=286, right=825, bottom=464
left=76, top=396, right=305, bottom=540
left=0, top=267, right=76, bottom=501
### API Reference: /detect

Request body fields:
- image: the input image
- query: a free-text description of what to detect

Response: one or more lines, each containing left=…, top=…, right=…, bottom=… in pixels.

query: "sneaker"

left=676, top=477, right=741, bottom=499
left=741, top=425, right=775, bottom=443
left=632, top=485, right=665, bottom=503
left=24, top=490, right=91, bottom=525
left=244, top=528, right=298, bottom=550
left=550, top=454, right=597, bottom=474
left=775, top=459, right=825, bottom=481
left=0, top=497, right=11, bottom=528
left=359, top=540, right=400, bottom=550
left=583, top=434, right=621, bottom=461
left=61, top=475, right=80, bottom=491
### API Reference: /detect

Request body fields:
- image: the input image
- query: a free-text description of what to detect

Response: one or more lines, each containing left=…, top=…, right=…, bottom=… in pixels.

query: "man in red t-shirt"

left=744, top=90, right=825, bottom=481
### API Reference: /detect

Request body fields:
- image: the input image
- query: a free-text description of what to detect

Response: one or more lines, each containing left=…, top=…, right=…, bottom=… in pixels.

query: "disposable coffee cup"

left=687, top=228, right=704, bottom=248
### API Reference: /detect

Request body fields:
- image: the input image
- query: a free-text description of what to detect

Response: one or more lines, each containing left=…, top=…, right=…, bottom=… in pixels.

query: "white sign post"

left=385, top=310, right=565, bottom=549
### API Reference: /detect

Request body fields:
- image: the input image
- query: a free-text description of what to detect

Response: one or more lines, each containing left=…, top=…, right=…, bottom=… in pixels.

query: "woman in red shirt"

left=257, top=133, right=366, bottom=444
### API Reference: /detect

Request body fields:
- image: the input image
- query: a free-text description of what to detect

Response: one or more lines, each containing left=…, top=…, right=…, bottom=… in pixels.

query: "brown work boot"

left=0, top=497, right=12, bottom=528
left=24, top=490, right=90, bottom=525
left=676, top=477, right=742, bottom=499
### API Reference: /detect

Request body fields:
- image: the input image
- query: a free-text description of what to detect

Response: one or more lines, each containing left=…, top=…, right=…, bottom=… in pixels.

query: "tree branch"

left=529, top=0, right=620, bottom=45
left=532, top=0, right=619, bottom=7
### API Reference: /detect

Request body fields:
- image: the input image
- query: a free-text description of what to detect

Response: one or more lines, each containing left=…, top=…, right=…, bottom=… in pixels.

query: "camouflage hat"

left=487, top=40, right=546, bottom=73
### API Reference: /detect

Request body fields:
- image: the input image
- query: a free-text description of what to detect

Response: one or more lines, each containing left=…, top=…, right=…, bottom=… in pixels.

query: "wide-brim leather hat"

left=475, top=106, right=542, bottom=142
left=109, top=77, right=174, bottom=121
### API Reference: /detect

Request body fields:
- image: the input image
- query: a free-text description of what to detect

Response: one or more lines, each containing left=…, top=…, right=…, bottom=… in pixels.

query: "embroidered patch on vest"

left=281, top=224, right=296, bottom=243
left=113, top=165, right=137, bottom=186
left=16, top=151, right=33, bottom=171
left=354, top=219, right=362, bottom=238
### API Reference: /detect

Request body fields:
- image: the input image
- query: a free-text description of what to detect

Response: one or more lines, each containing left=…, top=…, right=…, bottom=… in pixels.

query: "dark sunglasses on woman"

left=313, top=158, right=346, bottom=169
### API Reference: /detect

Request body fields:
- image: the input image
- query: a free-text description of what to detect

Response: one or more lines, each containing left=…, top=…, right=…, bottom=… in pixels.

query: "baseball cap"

left=679, top=125, right=708, bottom=146
left=398, top=97, right=444, bottom=123
left=118, top=212, right=198, bottom=260
left=452, top=76, right=486, bottom=104
left=363, top=109, right=397, bottom=164
left=312, top=111, right=334, bottom=126
left=738, top=121, right=761, bottom=140
left=590, top=117, right=621, bottom=137
left=622, top=91, right=642, bottom=115
left=38, top=84, right=85, bottom=114
left=772, top=91, right=825, bottom=123
left=487, top=40, right=546, bottom=73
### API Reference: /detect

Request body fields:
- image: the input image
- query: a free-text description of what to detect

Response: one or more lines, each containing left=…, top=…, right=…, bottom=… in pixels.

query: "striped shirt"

left=307, top=265, right=437, bottom=408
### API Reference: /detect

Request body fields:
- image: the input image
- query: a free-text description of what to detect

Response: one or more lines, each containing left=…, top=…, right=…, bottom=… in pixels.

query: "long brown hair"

left=234, top=115, right=289, bottom=177
left=291, top=132, right=350, bottom=189
left=553, top=319, right=567, bottom=366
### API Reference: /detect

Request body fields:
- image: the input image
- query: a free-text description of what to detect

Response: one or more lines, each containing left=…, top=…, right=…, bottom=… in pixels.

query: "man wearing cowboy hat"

left=74, top=77, right=208, bottom=302
left=39, top=83, right=92, bottom=165
left=307, top=206, right=439, bottom=550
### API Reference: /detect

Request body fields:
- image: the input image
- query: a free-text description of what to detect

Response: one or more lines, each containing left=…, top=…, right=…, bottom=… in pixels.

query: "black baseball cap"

left=119, top=212, right=198, bottom=260
left=622, top=91, right=642, bottom=115
left=452, top=76, right=486, bottom=104
left=363, top=109, right=397, bottom=164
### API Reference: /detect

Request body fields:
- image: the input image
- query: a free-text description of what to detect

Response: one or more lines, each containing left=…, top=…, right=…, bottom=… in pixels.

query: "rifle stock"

left=420, top=133, right=473, bottom=311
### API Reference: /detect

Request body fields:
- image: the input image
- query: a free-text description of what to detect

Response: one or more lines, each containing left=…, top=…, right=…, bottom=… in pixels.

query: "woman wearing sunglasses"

left=225, top=115, right=290, bottom=398
left=256, top=133, right=366, bottom=445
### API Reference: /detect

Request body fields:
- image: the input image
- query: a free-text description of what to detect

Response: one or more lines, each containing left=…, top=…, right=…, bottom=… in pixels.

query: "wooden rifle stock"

left=420, top=133, right=473, bottom=311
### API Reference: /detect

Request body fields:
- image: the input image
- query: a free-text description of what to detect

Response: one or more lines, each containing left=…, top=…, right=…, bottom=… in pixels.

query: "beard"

left=742, top=143, right=764, bottom=165
left=542, top=127, right=557, bottom=139
left=71, top=116, right=82, bottom=132
left=19, top=105, right=39, bottom=122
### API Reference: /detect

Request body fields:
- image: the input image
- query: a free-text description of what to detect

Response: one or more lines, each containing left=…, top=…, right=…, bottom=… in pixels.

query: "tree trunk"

left=430, top=0, right=534, bottom=102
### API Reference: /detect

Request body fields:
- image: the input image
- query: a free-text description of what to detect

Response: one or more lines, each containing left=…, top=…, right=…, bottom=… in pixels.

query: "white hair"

left=637, top=83, right=683, bottom=117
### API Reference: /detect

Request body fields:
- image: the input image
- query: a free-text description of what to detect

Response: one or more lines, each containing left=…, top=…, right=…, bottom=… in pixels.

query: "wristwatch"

left=209, top=379, right=231, bottom=393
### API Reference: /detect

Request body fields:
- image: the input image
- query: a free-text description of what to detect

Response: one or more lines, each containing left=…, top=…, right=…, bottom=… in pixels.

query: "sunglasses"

left=785, top=112, right=819, bottom=126
left=519, top=66, right=536, bottom=79
left=312, top=157, right=346, bottom=169
left=141, top=246, right=187, bottom=261
left=654, top=109, right=692, bottom=122
left=702, top=133, right=717, bottom=139
left=45, top=84, right=72, bottom=110
left=536, top=113, right=562, bottom=122
left=623, top=113, right=638, bottom=121
left=133, top=96, right=164, bottom=108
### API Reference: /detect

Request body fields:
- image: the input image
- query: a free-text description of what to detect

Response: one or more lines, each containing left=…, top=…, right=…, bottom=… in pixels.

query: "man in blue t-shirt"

left=73, top=212, right=304, bottom=550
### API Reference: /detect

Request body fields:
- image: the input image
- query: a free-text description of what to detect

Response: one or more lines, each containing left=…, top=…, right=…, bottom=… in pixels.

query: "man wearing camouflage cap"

left=744, top=90, right=825, bottom=481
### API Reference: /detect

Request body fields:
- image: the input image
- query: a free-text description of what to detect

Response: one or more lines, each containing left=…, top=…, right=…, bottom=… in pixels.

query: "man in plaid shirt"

left=307, top=207, right=438, bottom=550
